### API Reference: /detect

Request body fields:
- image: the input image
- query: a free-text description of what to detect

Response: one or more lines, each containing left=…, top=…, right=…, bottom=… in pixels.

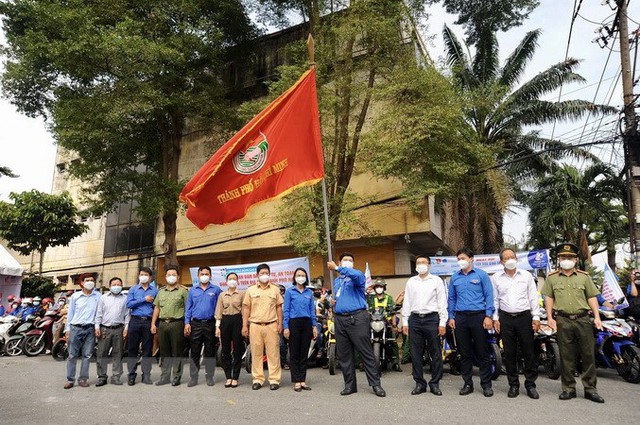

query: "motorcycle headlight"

left=371, top=321, right=385, bottom=332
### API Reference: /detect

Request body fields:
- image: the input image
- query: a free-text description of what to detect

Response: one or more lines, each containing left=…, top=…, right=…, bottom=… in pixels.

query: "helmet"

left=42, top=297, right=53, bottom=305
left=372, top=278, right=387, bottom=289
left=22, top=297, right=33, bottom=305
left=33, top=296, right=42, bottom=304
left=7, top=295, right=16, bottom=302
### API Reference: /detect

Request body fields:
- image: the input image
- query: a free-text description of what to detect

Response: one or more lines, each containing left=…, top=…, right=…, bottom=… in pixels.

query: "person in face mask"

left=94, top=277, right=129, bottom=387
left=151, top=265, right=188, bottom=386
left=242, top=263, right=284, bottom=390
left=541, top=243, right=604, bottom=403
left=490, top=248, right=541, bottom=399
left=367, top=278, right=402, bottom=373
left=327, top=253, right=386, bottom=398
left=184, top=266, right=222, bottom=387
left=401, top=255, right=447, bottom=396
left=126, top=266, right=158, bottom=385
left=447, top=248, right=495, bottom=397
left=282, top=268, right=318, bottom=391
left=215, top=272, right=245, bottom=388
left=63, top=273, right=101, bottom=389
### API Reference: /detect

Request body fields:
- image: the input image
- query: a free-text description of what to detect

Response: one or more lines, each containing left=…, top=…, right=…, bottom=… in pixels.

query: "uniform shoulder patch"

left=576, top=270, right=589, bottom=275
left=547, top=270, right=560, bottom=276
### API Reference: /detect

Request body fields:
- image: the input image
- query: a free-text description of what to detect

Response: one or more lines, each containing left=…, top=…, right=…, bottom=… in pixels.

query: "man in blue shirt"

left=184, top=266, right=221, bottom=387
left=447, top=247, right=495, bottom=397
left=126, top=266, right=158, bottom=386
left=64, top=273, right=101, bottom=389
left=328, top=253, right=386, bottom=398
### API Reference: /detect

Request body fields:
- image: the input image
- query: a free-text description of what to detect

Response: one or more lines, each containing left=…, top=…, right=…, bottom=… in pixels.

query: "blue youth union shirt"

left=447, top=267, right=494, bottom=319
left=333, top=267, right=367, bottom=314
left=185, top=284, right=222, bottom=323
left=126, top=283, right=159, bottom=317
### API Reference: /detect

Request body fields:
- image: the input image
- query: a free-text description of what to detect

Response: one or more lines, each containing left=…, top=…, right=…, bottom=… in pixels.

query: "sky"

left=0, top=1, right=637, bottom=259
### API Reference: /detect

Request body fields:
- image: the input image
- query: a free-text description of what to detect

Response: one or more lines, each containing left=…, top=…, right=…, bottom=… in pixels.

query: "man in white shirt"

left=94, top=277, right=130, bottom=387
left=491, top=248, right=541, bottom=399
left=401, top=255, right=448, bottom=396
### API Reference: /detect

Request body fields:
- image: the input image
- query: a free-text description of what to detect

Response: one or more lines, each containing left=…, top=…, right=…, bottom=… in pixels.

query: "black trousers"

left=409, top=313, right=442, bottom=388
left=500, top=311, right=537, bottom=389
left=289, top=317, right=313, bottom=383
left=455, top=311, right=492, bottom=389
left=127, top=316, right=154, bottom=378
left=220, top=314, right=244, bottom=380
left=335, top=309, right=380, bottom=389
left=189, top=319, right=216, bottom=379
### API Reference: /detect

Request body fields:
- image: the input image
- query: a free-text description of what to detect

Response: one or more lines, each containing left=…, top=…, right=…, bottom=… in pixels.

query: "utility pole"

left=618, top=0, right=640, bottom=266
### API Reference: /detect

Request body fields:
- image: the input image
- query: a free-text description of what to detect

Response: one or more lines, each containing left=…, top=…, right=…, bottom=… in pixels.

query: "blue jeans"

left=66, top=325, right=95, bottom=382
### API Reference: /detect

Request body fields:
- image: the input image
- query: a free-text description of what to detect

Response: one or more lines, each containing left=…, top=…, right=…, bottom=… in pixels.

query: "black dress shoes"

left=508, top=386, right=519, bottom=398
left=459, top=385, right=474, bottom=396
left=252, top=382, right=262, bottom=390
left=187, top=378, right=198, bottom=387
left=142, top=376, right=153, bottom=385
left=559, top=391, right=577, bottom=400
left=483, top=388, right=494, bottom=397
left=270, top=384, right=280, bottom=390
left=206, top=377, right=215, bottom=387
left=429, top=386, right=443, bottom=396
left=155, top=379, right=170, bottom=386
left=411, top=385, right=426, bottom=395
left=95, top=379, right=107, bottom=387
left=372, top=385, right=386, bottom=397
left=585, top=392, right=605, bottom=403
left=340, top=387, right=357, bottom=395
left=127, top=376, right=136, bottom=386
left=526, top=388, right=539, bottom=399
left=171, top=378, right=181, bottom=386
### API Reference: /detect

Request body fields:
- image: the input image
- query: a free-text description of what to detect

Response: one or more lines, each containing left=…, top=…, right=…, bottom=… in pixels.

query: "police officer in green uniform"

left=367, top=279, right=401, bottom=372
left=151, top=265, right=189, bottom=386
left=541, top=243, right=604, bottom=403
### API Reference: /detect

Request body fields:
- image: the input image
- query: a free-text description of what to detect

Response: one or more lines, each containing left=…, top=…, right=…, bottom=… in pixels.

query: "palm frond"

left=443, top=25, right=477, bottom=88
left=506, top=100, right=617, bottom=127
left=472, top=27, right=499, bottom=85
left=499, top=29, right=540, bottom=88
left=510, top=59, right=586, bottom=104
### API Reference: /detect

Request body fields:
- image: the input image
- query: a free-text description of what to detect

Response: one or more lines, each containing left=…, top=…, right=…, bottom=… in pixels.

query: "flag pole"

left=307, top=33, right=335, bottom=290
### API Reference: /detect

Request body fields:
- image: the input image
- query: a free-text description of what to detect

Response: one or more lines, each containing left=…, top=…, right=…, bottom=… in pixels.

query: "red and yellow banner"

left=180, top=68, right=324, bottom=229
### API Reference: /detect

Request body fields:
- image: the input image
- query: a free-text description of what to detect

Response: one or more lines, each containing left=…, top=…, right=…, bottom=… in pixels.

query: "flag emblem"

left=233, top=132, right=269, bottom=175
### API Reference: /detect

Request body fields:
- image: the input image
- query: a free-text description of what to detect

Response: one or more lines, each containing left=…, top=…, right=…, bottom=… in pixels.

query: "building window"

left=104, top=200, right=155, bottom=257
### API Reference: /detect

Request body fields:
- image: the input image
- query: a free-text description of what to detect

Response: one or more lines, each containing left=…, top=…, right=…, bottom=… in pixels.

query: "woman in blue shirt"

left=283, top=268, right=318, bottom=391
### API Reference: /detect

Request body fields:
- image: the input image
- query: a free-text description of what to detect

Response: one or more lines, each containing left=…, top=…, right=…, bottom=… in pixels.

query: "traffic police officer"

left=541, top=243, right=604, bottom=403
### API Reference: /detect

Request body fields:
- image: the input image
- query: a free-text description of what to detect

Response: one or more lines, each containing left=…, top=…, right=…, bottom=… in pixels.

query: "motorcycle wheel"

left=544, top=341, right=561, bottom=380
left=328, top=342, right=336, bottom=375
left=51, top=340, right=68, bottom=361
left=449, top=354, right=461, bottom=375
left=23, top=335, right=45, bottom=357
left=216, top=344, right=222, bottom=367
left=244, top=345, right=252, bottom=374
left=3, top=337, right=23, bottom=356
left=373, top=342, right=382, bottom=374
left=490, top=343, right=502, bottom=380
left=617, top=345, right=640, bottom=383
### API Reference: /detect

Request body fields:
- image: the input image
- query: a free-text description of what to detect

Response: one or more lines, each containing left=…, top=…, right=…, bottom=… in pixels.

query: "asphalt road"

left=0, top=356, right=637, bottom=425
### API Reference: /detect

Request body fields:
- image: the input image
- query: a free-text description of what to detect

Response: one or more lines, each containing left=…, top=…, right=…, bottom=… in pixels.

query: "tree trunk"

left=162, top=211, right=179, bottom=266
left=38, top=248, right=45, bottom=274
left=606, top=241, right=616, bottom=270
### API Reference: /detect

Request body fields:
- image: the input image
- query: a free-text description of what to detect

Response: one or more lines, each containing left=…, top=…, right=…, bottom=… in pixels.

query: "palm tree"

left=441, top=26, right=615, bottom=253
left=525, top=163, right=627, bottom=266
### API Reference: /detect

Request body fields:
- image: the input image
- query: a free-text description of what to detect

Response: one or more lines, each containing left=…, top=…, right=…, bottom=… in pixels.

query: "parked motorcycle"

left=534, top=312, right=561, bottom=379
left=595, top=307, right=640, bottom=383
left=370, top=307, right=399, bottom=373
left=3, top=315, right=37, bottom=356
left=0, top=315, right=20, bottom=353
left=22, top=310, right=60, bottom=357
left=51, top=336, right=68, bottom=361
left=445, top=326, right=502, bottom=380
left=325, top=317, right=337, bottom=375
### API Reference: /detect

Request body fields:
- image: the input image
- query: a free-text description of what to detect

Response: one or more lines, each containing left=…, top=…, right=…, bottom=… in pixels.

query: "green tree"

left=0, top=166, right=17, bottom=178
left=525, top=163, right=627, bottom=267
left=0, top=190, right=88, bottom=273
left=0, top=0, right=255, bottom=266
left=427, top=0, right=540, bottom=45
left=440, top=27, right=614, bottom=253
left=20, top=272, right=57, bottom=298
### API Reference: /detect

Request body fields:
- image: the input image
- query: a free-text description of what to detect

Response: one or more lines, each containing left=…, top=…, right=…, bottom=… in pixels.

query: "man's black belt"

left=411, top=312, right=438, bottom=318
left=250, top=320, right=276, bottom=326
left=100, top=323, right=124, bottom=329
left=555, top=310, right=590, bottom=320
left=132, top=315, right=152, bottom=320
left=71, top=323, right=93, bottom=329
left=191, top=318, right=215, bottom=323
left=455, top=310, right=485, bottom=315
left=335, top=309, right=366, bottom=316
left=499, top=309, right=530, bottom=318
left=159, top=317, right=184, bottom=323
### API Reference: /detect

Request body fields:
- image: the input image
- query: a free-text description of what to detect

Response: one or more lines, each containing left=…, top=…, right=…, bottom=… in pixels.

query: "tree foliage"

left=0, top=0, right=256, bottom=265
left=20, top=272, right=57, bottom=298
left=0, top=166, right=17, bottom=178
left=0, top=190, right=87, bottom=273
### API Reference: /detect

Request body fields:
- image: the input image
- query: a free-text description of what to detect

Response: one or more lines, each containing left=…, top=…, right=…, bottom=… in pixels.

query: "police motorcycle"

left=593, top=299, right=640, bottom=383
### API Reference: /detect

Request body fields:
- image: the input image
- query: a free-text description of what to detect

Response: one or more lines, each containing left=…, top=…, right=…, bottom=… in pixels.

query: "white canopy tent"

left=0, top=244, right=23, bottom=310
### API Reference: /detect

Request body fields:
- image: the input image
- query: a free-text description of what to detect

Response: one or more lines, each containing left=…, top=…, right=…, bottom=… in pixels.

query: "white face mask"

left=295, top=276, right=307, bottom=285
left=375, top=287, right=384, bottom=295
left=110, top=285, right=122, bottom=295
left=139, top=275, right=150, bottom=284
left=199, top=275, right=210, bottom=284
left=504, top=259, right=518, bottom=270
left=559, top=259, right=576, bottom=270
left=258, top=274, right=270, bottom=284
left=166, top=276, right=178, bottom=285
left=457, top=259, right=470, bottom=270
left=416, top=264, right=429, bottom=275
left=83, top=281, right=95, bottom=291
left=227, top=280, right=238, bottom=289
left=340, top=260, right=354, bottom=269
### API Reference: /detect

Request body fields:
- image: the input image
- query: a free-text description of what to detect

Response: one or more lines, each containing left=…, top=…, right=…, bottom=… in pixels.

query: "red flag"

left=180, top=68, right=324, bottom=229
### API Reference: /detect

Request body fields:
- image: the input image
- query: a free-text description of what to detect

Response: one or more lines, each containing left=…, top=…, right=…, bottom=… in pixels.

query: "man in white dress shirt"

left=491, top=248, right=541, bottom=399
left=401, top=255, right=448, bottom=396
